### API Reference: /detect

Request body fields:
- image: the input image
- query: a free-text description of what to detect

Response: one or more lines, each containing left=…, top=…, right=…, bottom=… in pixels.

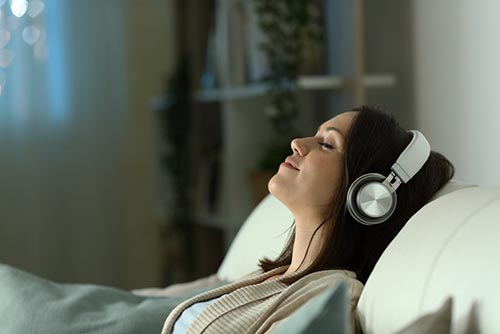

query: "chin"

left=268, top=173, right=293, bottom=207
left=268, top=173, right=285, bottom=198
left=267, top=173, right=279, bottom=195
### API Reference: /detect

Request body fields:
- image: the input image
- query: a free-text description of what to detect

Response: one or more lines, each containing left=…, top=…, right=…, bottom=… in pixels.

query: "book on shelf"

left=212, top=0, right=271, bottom=88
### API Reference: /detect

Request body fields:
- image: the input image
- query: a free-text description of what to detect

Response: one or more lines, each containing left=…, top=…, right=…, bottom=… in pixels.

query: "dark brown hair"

left=259, top=105, right=455, bottom=284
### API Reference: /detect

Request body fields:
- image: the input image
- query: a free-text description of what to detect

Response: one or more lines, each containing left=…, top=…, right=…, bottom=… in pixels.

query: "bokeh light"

left=0, top=48, right=13, bottom=68
left=27, top=0, right=44, bottom=18
left=9, top=0, right=28, bottom=18
left=0, top=0, right=46, bottom=97
left=22, top=25, right=40, bottom=45
left=0, top=29, right=10, bottom=48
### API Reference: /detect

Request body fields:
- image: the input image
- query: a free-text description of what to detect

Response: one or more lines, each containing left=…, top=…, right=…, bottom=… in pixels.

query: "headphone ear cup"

left=347, top=173, right=397, bottom=225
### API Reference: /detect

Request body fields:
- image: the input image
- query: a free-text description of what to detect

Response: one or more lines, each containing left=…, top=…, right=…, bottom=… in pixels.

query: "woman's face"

left=268, top=111, right=358, bottom=219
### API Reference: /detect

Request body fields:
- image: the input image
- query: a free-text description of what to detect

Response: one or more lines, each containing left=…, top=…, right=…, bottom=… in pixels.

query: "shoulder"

left=288, top=270, right=364, bottom=303
left=291, top=269, right=360, bottom=285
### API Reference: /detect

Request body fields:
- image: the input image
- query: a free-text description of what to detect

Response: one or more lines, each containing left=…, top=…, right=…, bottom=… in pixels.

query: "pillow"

left=271, top=281, right=349, bottom=334
left=217, top=194, right=293, bottom=282
left=0, top=264, right=225, bottom=334
left=357, top=185, right=500, bottom=334
left=394, top=297, right=452, bottom=334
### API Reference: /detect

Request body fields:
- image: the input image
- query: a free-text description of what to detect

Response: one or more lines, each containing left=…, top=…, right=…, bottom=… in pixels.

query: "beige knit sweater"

left=161, top=266, right=364, bottom=334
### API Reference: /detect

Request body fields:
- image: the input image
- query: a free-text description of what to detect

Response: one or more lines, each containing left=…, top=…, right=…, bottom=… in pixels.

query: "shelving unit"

left=188, top=0, right=400, bottom=228
left=167, top=0, right=403, bottom=281
left=206, top=0, right=396, bottom=240
left=194, top=74, right=396, bottom=102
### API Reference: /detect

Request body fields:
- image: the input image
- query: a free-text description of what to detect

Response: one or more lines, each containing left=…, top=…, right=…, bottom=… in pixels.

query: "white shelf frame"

left=194, top=73, right=396, bottom=102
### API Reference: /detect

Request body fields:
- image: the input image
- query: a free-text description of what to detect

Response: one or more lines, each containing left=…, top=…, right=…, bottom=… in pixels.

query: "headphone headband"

left=391, top=130, right=431, bottom=183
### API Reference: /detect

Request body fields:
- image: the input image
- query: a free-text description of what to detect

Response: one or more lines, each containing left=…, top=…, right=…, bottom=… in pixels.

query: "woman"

left=162, top=106, right=455, bottom=334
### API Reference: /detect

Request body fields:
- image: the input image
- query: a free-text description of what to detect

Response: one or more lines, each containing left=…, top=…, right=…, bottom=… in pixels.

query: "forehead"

left=318, top=111, right=358, bottom=137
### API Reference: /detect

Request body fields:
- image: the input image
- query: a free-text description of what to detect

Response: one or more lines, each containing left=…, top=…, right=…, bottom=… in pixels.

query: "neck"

left=285, top=218, right=327, bottom=275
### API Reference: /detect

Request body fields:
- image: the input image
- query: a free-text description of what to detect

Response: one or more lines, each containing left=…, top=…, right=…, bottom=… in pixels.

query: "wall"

left=120, top=0, right=178, bottom=289
left=364, top=0, right=415, bottom=130
left=412, top=0, right=500, bottom=186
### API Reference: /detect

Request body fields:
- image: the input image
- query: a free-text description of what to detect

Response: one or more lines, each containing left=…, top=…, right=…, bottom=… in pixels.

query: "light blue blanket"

left=0, top=264, right=223, bottom=334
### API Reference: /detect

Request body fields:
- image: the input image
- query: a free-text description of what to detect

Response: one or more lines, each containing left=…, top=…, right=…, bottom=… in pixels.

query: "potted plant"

left=249, top=0, right=323, bottom=204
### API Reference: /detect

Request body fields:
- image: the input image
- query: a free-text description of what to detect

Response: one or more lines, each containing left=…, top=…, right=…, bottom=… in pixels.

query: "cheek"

left=305, top=162, right=342, bottom=201
left=268, top=158, right=343, bottom=205
left=305, top=177, right=335, bottom=203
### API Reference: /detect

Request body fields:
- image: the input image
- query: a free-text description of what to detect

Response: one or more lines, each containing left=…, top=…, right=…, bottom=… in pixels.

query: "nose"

left=291, top=137, right=309, bottom=156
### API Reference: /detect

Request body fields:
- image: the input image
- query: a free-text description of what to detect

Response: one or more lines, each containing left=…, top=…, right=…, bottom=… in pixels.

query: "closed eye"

left=318, top=141, right=335, bottom=150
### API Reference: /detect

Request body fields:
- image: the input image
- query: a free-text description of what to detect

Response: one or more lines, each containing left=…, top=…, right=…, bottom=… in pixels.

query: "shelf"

left=194, top=74, right=396, bottom=102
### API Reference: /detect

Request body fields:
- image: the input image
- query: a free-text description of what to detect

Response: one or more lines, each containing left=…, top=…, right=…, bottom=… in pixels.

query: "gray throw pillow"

left=394, top=297, right=453, bottom=334
left=272, top=280, right=349, bottom=334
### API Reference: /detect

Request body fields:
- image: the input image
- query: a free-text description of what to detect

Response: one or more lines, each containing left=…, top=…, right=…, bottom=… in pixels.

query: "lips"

left=284, top=157, right=300, bottom=171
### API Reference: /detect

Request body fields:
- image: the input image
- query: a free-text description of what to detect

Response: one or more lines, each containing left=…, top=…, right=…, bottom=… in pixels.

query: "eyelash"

left=318, top=141, right=335, bottom=150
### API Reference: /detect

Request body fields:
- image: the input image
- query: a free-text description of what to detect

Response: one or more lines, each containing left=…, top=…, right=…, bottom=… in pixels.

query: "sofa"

left=1, top=179, right=498, bottom=333
left=209, top=179, right=499, bottom=333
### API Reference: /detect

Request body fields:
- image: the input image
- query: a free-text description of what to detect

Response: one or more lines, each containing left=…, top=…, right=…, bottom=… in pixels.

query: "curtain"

left=0, top=0, right=175, bottom=288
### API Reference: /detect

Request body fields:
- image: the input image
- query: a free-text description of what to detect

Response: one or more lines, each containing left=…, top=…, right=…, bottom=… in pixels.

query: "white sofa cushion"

left=428, top=179, right=477, bottom=202
left=217, top=194, right=293, bottom=282
left=357, top=184, right=500, bottom=334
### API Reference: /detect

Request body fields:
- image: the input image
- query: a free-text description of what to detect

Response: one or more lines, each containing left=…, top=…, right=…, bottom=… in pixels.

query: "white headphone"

left=346, top=130, right=431, bottom=226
